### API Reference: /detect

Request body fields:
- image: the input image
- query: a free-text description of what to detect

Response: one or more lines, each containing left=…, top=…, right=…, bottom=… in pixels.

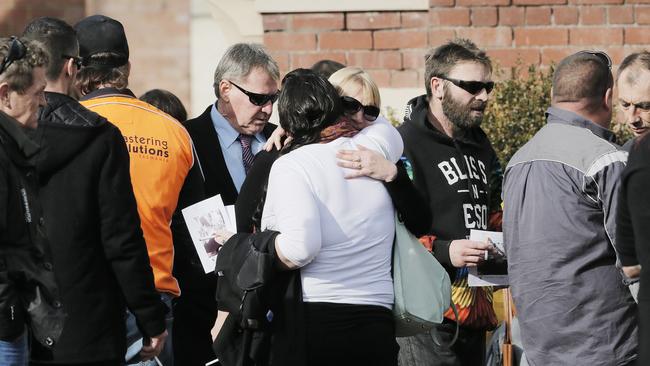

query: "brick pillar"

left=0, top=0, right=85, bottom=36
left=85, top=0, right=191, bottom=112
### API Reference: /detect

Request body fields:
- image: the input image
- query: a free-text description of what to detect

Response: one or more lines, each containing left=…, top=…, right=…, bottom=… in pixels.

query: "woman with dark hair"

left=217, top=69, right=403, bottom=365
left=264, top=69, right=402, bottom=365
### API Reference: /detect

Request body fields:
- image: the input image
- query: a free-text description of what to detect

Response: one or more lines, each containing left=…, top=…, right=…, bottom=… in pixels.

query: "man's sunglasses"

left=62, top=55, right=83, bottom=69
left=438, top=76, right=495, bottom=95
left=0, top=36, right=26, bottom=76
left=228, top=80, right=279, bottom=107
left=341, top=96, right=380, bottom=121
left=577, top=50, right=612, bottom=69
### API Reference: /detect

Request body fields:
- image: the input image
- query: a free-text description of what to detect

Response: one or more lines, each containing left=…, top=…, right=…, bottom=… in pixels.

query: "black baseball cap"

left=74, top=15, right=129, bottom=68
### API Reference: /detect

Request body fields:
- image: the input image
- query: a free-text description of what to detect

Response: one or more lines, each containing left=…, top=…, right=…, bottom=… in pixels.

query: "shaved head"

left=552, top=52, right=613, bottom=112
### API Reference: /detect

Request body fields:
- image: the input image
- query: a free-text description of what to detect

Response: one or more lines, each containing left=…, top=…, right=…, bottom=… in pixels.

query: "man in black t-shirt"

left=397, top=38, right=503, bottom=366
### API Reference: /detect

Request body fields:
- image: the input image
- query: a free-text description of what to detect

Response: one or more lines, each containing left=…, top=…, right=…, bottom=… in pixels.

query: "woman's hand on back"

left=263, top=126, right=292, bottom=151
left=336, top=144, right=398, bottom=182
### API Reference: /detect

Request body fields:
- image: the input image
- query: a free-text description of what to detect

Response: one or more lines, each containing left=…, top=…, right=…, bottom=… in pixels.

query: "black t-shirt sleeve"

left=384, top=161, right=432, bottom=237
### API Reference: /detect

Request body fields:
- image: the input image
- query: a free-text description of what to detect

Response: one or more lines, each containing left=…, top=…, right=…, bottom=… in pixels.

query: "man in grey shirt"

left=502, top=51, right=638, bottom=365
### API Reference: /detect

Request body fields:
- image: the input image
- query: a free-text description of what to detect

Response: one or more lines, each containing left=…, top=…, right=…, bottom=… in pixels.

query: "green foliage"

left=482, top=65, right=553, bottom=166
left=384, top=105, right=402, bottom=127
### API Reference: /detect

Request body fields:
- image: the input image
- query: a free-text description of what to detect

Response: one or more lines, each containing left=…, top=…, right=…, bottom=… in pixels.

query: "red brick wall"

left=262, top=2, right=650, bottom=87
left=263, top=12, right=429, bottom=87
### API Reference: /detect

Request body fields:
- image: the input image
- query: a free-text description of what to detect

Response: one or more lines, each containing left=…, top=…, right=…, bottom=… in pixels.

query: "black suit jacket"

left=183, top=105, right=276, bottom=206
left=175, top=104, right=275, bottom=293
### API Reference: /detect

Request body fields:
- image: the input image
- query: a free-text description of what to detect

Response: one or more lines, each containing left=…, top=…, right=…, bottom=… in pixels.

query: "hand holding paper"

left=182, top=195, right=237, bottom=273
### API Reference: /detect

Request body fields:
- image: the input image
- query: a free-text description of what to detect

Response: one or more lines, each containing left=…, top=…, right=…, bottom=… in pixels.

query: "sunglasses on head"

left=62, top=54, right=83, bottom=69
left=228, top=80, right=279, bottom=107
left=0, top=36, right=26, bottom=76
left=341, top=96, right=380, bottom=121
left=576, top=50, right=612, bottom=69
left=438, top=76, right=495, bottom=95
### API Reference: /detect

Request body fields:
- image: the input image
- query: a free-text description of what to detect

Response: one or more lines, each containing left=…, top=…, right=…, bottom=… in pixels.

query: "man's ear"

left=604, top=87, right=613, bottom=112
left=59, top=58, right=77, bottom=77
left=0, top=83, right=10, bottom=108
left=219, top=80, right=231, bottom=103
left=65, top=58, right=75, bottom=77
left=431, top=77, right=444, bottom=100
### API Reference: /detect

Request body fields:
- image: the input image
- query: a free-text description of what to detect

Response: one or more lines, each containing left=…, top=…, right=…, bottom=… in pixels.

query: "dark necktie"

left=238, top=134, right=254, bottom=174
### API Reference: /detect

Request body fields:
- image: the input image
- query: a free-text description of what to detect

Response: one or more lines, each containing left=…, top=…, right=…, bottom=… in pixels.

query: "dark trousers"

left=397, top=320, right=485, bottom=366
left=172, top=289, right=218, bottom=366
left=305, top=302, right=399, bottom=366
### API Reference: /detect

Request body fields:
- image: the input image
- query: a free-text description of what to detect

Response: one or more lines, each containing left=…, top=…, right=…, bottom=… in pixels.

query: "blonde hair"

left=328, top=67, right=381, bottom=108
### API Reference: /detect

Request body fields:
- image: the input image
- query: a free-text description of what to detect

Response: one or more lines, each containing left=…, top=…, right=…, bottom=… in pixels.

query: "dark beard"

left=441, top=87, right=486, bottom=131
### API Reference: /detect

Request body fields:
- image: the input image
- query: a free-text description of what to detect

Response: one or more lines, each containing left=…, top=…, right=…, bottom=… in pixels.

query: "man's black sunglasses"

left=62, top=54, right=83, bottom=69
left=229, top=80, right=279, bottom=107
left=576, top=50, right=612, bottom=69
left=341, top=96, right=380, bottom=121
left=438, top=76, right=495, bottom=95
left=0, top=36, right=26, bottom=76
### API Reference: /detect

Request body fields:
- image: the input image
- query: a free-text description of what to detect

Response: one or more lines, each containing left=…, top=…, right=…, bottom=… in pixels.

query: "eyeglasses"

left=0, top=37, right=26, bottom=76
left=62, top=55, right=83, bottom=69
left=577, top=50, right=612, bottom=69
left=228, top=80, right=279, bottom=107
left=341, top=96, right=380, bottom=121
left=437, top=76, right=495, bottom=95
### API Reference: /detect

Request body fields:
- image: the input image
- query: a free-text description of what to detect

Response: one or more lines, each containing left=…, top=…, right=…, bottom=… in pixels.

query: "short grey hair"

left=213, top=43, right=280, bottom=98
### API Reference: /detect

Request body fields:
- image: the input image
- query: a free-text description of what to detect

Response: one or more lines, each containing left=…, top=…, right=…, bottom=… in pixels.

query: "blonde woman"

left=330, top=67, right=431, bottom=235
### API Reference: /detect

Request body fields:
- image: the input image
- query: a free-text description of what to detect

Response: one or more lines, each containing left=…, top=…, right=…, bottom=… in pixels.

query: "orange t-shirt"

left=81, top=94, right=193, bottom=296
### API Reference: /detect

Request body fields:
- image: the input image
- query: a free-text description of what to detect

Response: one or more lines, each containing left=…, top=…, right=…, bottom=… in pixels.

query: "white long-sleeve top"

left=262, top=117, right=403, bottom=309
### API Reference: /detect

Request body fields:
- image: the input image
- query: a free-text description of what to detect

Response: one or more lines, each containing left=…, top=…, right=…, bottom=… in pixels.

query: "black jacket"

left=617, top=134, right=650, bottom=365
left=0, top=110, right=66, bottom=347
left=183, top=105, right=276, bottom=206
left=177, top=105, right=275, bottom=291
left=30, top=92, right=166, bottom=363
left=398, top=95, right=503, bottom=277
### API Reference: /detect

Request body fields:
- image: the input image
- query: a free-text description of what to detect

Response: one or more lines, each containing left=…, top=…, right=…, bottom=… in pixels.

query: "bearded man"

left=397, top=39, right=503, bottom=366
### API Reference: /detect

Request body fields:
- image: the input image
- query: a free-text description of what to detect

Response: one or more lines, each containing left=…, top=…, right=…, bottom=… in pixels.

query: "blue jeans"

left=125, top=293, right=174, bottom=366
left=0, top=331, right=27, bottom=366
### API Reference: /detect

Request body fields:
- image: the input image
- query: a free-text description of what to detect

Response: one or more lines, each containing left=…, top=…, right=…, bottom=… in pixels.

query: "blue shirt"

left=210, top=103, right=267, bottom=192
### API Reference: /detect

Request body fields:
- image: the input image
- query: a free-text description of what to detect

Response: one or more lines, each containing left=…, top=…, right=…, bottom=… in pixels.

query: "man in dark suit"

left=176, top=43, right=279, bottom=366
